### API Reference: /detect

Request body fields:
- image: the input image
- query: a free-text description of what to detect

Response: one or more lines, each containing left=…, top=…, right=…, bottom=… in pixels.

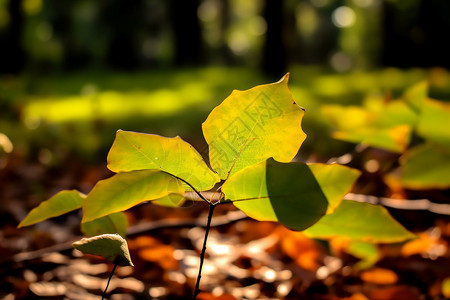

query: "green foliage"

left=19, top=74, right=413, bottom=266
left=107, top=130, right=220, bottom=191
left=222, top=159, right=360, bottom=231
left=81, top=212, right=128, bottom=238
left=304, top=200, right=416, bottom=243
left=18, top=190, right=84, bottom=228
left=398, top=143, right=450, bottom=189
left=72, top=234, right=134, bottom=267
left=323, top=81, right=450, bottom=190
left=82, top=170, right=184, bottom=223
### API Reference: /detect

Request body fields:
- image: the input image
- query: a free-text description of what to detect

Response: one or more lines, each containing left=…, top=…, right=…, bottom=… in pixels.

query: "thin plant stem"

left=102, top=263, right=117, bottom=300
left=164, top=172, right=210, bottom=204
left=192, top=203, right=216, bottom=300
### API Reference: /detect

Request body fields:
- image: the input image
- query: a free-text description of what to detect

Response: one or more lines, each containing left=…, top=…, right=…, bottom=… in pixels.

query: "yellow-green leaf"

left=82, top=170, right=184, bottom=223
left=72, top=234, right=133, bottom=266
left=18, top=190, right=84, bottom=228
left=222, top=159, right=328, bottom=231
left=404, top=80, right=428, bottom=112
left=416, top=98, right=450, bottom=148
left=152, top=193, right=186, bottom=208
left=308, top=163, right=361, bottom=214
left=304, top=200, right=415, bottom=243
left=399, top=143, right=450, bottom=189
left=322, top=98, right=417, bottom=153
left=107, top=130, right=220, bottom=191
left=202, top=73, right=306, bottom=179
left=81, top=212, right=128, bottom=238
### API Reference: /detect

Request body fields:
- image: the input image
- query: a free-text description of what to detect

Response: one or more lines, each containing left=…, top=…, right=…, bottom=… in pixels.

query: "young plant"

left=18, top=74, right=414, bottom=298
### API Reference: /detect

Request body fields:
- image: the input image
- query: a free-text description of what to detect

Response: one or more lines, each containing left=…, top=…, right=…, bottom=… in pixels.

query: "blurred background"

left=1, top=1, right=450, bottom=299
left=1, top=0, right=450, bottom=163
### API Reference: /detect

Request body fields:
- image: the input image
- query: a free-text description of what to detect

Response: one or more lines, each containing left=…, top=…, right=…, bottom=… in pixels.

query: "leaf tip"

left=279, top=72, right=290, bottom=84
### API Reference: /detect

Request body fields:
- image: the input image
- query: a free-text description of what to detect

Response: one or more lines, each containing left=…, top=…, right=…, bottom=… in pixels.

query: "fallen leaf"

left=280, top=228, right=324, bottom=271
left=360, top=268, right=398, bottom=285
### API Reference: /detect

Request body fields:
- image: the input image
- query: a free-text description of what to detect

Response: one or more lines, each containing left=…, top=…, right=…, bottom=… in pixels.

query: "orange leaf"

left=368, top=285, right=420, bottom=300
left=138, top=245, right=179, bottom=270
left=280, top=228, right=324, bottom=271
left=360, top=268, right=398, bottom=285
left=129, top=236, right=179, bottom=270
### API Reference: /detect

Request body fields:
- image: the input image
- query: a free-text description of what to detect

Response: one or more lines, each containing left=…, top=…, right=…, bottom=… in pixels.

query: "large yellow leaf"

left=202, top=73, right=306, bottom=179
left=107, top=130, right=220, bottom=191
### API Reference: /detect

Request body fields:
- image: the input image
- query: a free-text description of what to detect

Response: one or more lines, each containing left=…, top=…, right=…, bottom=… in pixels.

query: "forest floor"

left=1, top=152, right=450, bottom=300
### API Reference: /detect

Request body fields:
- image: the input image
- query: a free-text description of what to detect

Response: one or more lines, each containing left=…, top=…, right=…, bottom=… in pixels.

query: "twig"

left=192, top=203, right=216, bottom=300
left=102, top=263, right=117, bottom=300
left=345, top=193, right=450, bottom=215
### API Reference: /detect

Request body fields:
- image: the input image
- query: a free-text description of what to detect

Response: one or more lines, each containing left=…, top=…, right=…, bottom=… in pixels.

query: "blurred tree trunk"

left=218, top=0, right=234, bottom=65
left=51, top=0, right=84, bottom=70
left=382, top=0, right=450, bottom=68
left=416, top=0, right=450, bottom=68
left=262, top=0, right=286, bottom=78
left=168, top=0, right=202, bottom=66
left=0, top=0, right=26, bottom=74
left=100, top=0, right=143, bottom=70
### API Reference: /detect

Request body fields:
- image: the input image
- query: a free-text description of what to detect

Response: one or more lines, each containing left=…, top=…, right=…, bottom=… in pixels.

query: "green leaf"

left=152, top=193, right=186, bottom=208
left=322, top=97, right=417, bottom=153
left=18, top=190, right=84, bottom=228
left=222, top=159, right=328, bottom=231
left=346, top=241, right=380, bottom=270
left=72, top=234, right=134, bottom=266
left=82, top=170, right=184, bottom=223
left=81, top=212, right=128, bottom=238
left=107, top=130, right=220, bottom=191
left=202, top=73, right=306, bottom=179
left=398, top=143, right=450, bottom=189
left=308, top=163, right=361, bottom=214
left=304, top=200, right=415, bottom=243
left=416, top=98, right=450, bottom=148
left=404, top=80, right=428, bottom=112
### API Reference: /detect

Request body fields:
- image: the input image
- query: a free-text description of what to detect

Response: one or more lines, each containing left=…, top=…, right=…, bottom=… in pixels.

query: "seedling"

left=19, top=74, right=414, bottom=298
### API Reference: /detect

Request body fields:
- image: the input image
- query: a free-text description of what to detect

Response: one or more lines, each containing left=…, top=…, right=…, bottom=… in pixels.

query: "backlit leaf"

left=404, top=80, right=428, bottom=112
left=81, top=212, right=128, bottom=238
left=322, top=97, right=417, bottom=153
left=82, top=170, right=184, bottom=223
left=415, top=98, right=450, bottom=148
left=72, top=233, right=134, bottom=266
left=18, top=190, right=84, bottom=228
left=222, top=159, right=328, bottom=231
left=203, top=73, right=306, bottom=179
left=107, top=130, right=220, bottom=191
left=308, top=163, right=360, bottom=213
left=304, top=200, right=415, bottom=243
left=152, top=193, right=186, bottom=207
left=399, top=143, right=450, bottom=189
